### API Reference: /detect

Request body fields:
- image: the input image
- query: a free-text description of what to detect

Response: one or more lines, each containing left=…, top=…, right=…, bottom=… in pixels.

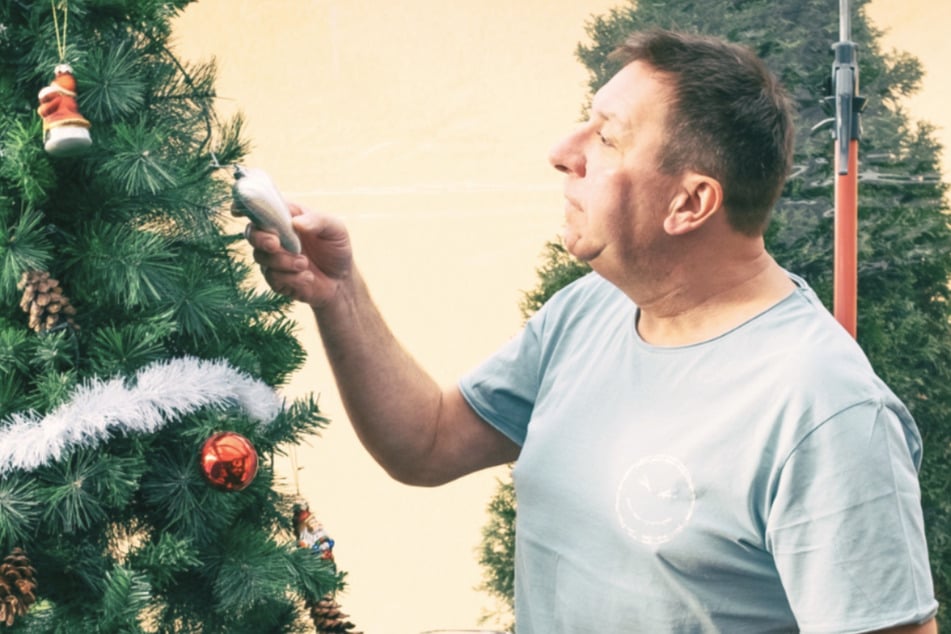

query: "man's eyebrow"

left=590, top=103, right=622, bottom=126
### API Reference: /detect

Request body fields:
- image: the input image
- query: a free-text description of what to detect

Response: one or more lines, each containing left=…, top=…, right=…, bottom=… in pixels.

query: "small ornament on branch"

left=38, top=2, right=91, bottom=157
left=0, top=548, right=38, bottom=627
left=17, top=270, right=78, bottom=334
left=198, top=431, right=259, bottom=492
left=36, top=63, right=92, bottom=158
left=293, top=501, right=362, bottom=634
left=293, top=501, right=335, bottom=560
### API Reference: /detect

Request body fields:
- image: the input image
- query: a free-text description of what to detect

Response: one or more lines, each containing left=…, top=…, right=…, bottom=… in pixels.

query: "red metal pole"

left=834, top=140, right=858, bottom=337
left=831, top=0, right=862, bottom=338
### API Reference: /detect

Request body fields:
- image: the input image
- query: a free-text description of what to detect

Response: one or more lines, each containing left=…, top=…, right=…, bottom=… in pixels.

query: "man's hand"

left=246, top=203, right=353, bottom=308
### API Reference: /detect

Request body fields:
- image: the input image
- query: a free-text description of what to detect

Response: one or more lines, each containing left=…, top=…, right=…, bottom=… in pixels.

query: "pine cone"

left=0, top=548, right=38, bottom=627
left=17, top=270, right=78, bottom=333
left=309, top=595, right=362, bottom=634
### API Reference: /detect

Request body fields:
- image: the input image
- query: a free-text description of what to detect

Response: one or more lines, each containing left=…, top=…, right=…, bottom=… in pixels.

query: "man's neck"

left=630, top=250, right=795, bottom=347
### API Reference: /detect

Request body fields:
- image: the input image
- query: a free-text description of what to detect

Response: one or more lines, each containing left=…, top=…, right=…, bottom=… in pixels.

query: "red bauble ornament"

left=199, top=431, right=259, bottom=491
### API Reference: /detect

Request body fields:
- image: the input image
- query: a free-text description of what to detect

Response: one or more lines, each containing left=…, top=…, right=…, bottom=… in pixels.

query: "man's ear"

left=663, top=173, right=724, bottom=236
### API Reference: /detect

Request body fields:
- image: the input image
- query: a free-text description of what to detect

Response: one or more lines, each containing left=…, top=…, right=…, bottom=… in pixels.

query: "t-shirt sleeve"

left=765, top=399, right=938, bottom=633
left=458, top=314, right=544, bottom=447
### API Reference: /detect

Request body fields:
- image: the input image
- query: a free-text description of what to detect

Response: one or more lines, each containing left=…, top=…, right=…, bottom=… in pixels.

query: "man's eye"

left=598, top=132, right=612, bottom=146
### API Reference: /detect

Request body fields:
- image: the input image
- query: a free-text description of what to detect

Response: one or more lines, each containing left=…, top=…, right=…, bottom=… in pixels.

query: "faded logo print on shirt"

left=615, top=454, right=696, bottom=545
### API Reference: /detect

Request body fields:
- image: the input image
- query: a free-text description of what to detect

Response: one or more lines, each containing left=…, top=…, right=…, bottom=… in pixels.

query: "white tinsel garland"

left=0, top=356, right=283, bottom=475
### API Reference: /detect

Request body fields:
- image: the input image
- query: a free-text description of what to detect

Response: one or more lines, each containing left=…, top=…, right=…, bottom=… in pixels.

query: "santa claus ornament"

left=37, top=63, right=92, bottom=156
left=37, top=1, right=92, bottom=157
left=292, top=500, right=364, bottom=634
left=293, top=501, right=335, bottom=560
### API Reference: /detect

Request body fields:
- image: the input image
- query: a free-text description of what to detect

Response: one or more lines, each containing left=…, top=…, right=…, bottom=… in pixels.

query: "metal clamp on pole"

left=831, top=15, right=866, bottom=174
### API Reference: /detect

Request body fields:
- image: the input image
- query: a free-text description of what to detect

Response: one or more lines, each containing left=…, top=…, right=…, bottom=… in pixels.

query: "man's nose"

left=548, top=126, right=586, bottom=177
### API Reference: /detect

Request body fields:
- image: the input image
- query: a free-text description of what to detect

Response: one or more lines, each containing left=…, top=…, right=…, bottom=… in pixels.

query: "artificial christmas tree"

left=0, top=1, right=351, bottom=631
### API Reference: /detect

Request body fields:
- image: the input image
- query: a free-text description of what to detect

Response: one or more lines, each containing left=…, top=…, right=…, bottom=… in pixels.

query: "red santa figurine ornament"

left=293, top=501, right=335, bottom=560
left=36, top=63, right=92, bottom=157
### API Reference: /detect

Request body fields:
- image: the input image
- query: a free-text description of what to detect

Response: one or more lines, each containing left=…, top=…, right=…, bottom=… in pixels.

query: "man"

left=248, top=29, right=938, bottom=633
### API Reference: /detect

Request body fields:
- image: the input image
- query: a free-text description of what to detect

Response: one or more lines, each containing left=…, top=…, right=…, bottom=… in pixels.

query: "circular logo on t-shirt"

left=615, top=454, right=696, bottom=545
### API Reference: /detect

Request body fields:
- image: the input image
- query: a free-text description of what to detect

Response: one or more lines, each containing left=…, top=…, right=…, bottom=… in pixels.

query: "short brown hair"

left=609, top=29, right=795, bottom=235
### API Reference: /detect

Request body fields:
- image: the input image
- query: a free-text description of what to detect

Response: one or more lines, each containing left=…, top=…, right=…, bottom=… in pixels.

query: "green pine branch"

left=97, top=565, right=152, bottom=633
left=0, top=120, right=56, bottom=207
left=0, top=475, right=41, bottom=553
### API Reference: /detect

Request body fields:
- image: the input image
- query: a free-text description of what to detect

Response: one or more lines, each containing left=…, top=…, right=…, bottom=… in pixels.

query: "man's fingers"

left=245, top=222, right=286, bottom=254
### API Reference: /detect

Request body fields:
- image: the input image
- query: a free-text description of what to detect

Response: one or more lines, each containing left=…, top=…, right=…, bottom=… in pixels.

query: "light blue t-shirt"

left=460, top=272, right=937, bottom=633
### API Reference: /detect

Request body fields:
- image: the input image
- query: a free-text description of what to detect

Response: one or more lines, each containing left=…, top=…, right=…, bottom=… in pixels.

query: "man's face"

left=549, top=61, right=682, bottom=280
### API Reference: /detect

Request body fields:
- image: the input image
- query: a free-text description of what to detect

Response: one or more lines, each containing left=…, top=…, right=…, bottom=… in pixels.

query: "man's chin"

left=563, top=239, right=600, bottom=264
left=561, top=232, right=583, bottom=257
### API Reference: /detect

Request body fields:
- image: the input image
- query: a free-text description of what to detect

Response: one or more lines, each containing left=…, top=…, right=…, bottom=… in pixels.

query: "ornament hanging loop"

left=50, top=0, right=69, bottom=63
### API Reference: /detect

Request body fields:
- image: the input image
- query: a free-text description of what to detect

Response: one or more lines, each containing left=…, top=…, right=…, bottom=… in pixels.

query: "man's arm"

left=310, top=262, right=519, bottom=484
left=248, top=206, right=520, bottom=485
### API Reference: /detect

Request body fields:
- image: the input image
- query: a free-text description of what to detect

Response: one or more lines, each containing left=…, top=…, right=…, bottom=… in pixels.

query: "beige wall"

left=867, top=1, right=951, bottom=180
left=173, top=2, right=950, bottom=632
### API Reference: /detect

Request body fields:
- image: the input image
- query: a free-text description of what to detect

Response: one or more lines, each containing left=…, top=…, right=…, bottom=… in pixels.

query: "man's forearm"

left=312, top=267, right=446, bottom=482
